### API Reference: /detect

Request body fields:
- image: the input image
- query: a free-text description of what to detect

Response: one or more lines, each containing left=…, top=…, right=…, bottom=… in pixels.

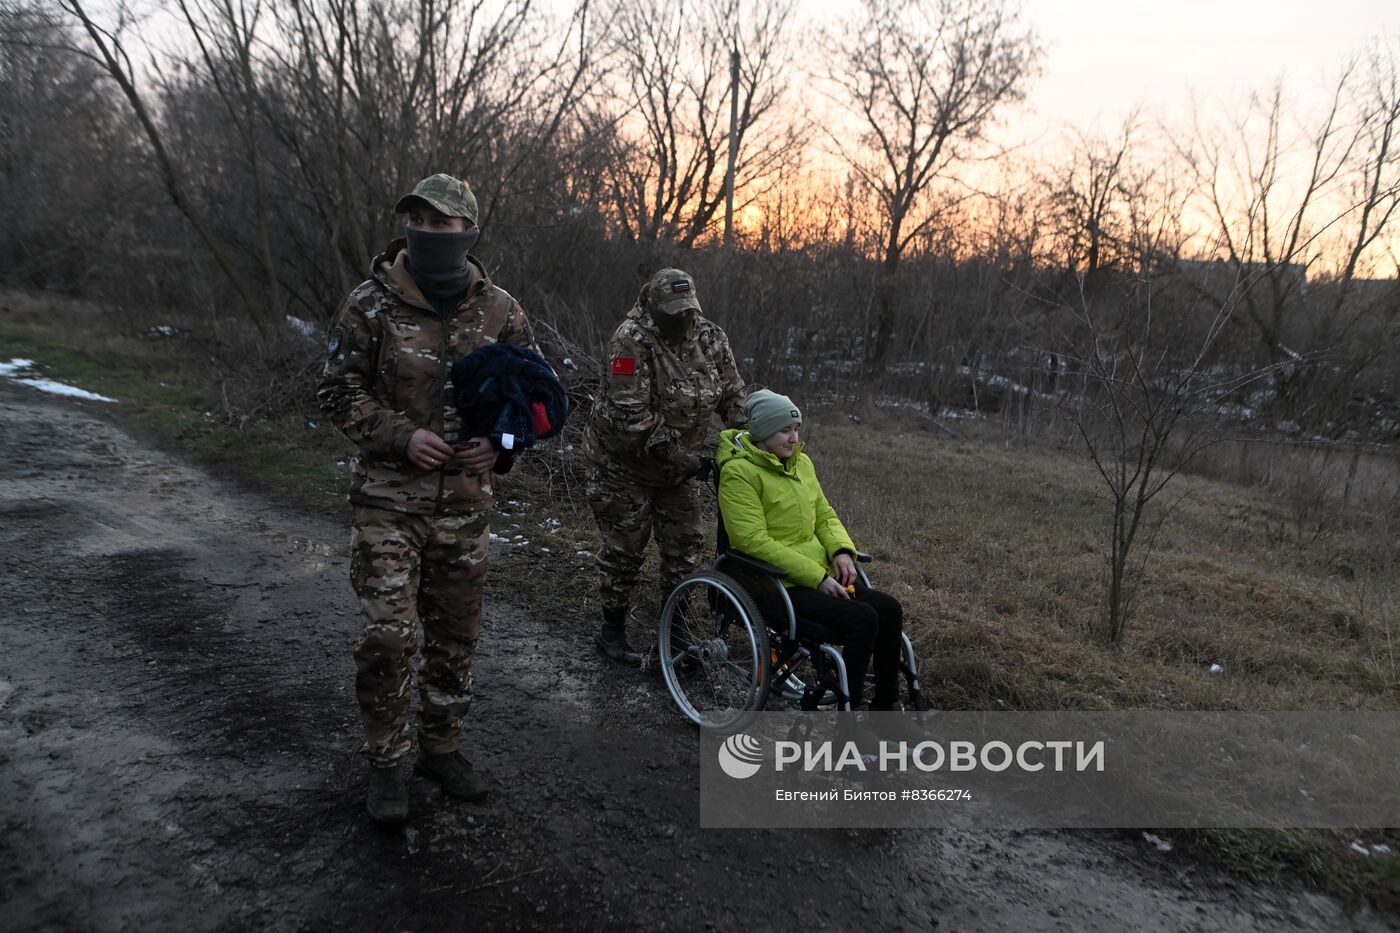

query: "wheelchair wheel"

left=658, top=569, right=771, bottom=729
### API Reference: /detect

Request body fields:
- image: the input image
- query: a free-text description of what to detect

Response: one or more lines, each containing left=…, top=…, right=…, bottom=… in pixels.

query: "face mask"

left=647, top=303, right=695, bottom=339
left=404, top=225, right=479, bottom=297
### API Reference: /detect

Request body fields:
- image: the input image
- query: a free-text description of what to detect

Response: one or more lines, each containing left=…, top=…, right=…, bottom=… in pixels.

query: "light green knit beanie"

left=745, top=389, right=802, bottom=440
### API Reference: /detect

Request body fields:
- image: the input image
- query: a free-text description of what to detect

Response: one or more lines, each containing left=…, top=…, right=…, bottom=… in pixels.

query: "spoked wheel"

left=658, top=570, right=770, bottom=729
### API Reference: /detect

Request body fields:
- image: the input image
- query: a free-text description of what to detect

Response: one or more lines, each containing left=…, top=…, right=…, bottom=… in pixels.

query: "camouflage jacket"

left=317, top=239, right=538, bottom=516
left=583, top=302, right=747, bottom=487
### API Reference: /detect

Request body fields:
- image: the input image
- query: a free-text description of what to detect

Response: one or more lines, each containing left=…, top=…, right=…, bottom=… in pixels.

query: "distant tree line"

left=1, top=0, right=1396, bottom=442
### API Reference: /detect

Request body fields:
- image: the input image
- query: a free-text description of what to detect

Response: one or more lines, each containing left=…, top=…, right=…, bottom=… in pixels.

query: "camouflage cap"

left=394, top=173, right=479, bottom=224
left=644, top=268, right=701, bottom=316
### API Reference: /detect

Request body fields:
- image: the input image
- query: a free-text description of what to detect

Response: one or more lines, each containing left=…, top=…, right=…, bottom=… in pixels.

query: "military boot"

left=416, top=749, right=490, bottom=801
left=366, top=762, right=409, bottom=824
left=595, top=607, right=641, bottom=665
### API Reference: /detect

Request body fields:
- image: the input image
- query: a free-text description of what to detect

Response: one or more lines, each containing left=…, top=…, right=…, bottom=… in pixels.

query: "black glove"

left=687, top=455, right=716, bottom=484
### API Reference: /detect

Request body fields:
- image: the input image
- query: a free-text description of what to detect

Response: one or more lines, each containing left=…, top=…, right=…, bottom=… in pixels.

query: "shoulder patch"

left=326, top=325, right=345, bottom=359
left=611, top=355, right=636, bottom=377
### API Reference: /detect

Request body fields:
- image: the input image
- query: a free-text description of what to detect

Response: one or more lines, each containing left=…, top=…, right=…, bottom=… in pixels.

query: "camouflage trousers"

left=350, top=504, right=489, bottom=765
left=585, top=464, right=704, bottom=615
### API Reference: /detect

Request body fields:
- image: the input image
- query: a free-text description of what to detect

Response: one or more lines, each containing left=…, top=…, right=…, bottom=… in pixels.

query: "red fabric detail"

left=530, top=401, right=551, bottom=436
left=611, top=356, right=636, bottom=376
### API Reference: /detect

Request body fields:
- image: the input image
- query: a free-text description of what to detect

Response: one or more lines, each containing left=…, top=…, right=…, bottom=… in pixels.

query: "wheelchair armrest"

left=717, top=550, right=789, bottom=579
left=855, top=551, right=873, bottom=564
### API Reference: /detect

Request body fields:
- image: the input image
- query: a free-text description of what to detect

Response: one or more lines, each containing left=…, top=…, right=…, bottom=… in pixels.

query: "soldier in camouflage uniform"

left=583, top=269, right=748, bottom=663
left=318, top=174, right=540, bottom=824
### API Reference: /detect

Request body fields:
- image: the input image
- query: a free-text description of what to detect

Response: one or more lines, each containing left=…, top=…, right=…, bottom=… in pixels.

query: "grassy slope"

left=2, top=289, right=1396, bottom=905
left=809, top=419, right=1397, bottom=714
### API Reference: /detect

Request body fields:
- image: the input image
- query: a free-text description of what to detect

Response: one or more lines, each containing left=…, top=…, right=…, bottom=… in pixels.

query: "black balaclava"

left=648, top=304, right=695, bottom=340
left=644, top=292, right=695, bottom=340
left=404, top=225, right=480, bottom=312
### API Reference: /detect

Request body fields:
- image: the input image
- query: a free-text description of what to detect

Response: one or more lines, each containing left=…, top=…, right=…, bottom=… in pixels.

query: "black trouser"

left=785, top=581, right=904, bottom=709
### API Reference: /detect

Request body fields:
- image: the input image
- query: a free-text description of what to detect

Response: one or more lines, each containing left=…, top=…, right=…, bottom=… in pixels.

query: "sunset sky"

left=998, top=0, right=1399, bottom=138
left=784, top=0, right=1400, bottom=273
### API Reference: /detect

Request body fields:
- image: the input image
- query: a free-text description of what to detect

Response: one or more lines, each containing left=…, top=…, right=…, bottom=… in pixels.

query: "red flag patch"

left=611, top=356, right=636, bottom=376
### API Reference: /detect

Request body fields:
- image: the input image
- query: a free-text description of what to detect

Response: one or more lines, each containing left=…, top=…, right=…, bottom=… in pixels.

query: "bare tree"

left=1041, top=114, right=1153, bottom=284
left=246, top=0, right=594, bottom=301
left=106, top=0, right=596, bottom=320
left=1174, top=53, right=1400, bottom=422
left=0, top=1, right=138, bottom=287
left=167, top=0, right=283, bottom=318
left=592, top=0, right=802, bottom=248
left=54, top=0, right=273, bottom=333
left=1060, top=277, right=1278, bottom=645
left=821, top=0, right=1041, bottom=395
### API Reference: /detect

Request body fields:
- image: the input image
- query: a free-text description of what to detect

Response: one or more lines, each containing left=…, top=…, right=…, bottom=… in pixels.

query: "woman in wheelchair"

left=714, top=390, right=906, bottom=711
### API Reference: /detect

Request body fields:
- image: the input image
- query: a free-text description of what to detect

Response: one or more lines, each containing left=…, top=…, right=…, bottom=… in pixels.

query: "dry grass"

left=801, top=410, right=1400, bottom=714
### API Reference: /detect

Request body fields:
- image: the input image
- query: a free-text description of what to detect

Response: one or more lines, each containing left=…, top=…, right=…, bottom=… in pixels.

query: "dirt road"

left=0, top=382, right=1393, bottom=932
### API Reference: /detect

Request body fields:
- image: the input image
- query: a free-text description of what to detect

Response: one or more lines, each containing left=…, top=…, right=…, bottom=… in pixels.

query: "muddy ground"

left=0, top=382, right=1395, bottom=933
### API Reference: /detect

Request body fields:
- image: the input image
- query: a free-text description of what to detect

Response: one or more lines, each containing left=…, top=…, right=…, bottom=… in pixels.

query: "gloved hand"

left=684, top=454, right=716, bottom=484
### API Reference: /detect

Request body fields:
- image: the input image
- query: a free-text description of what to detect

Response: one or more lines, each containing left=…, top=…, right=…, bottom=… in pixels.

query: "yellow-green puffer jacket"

left=716, top=428, right=856, bottom=589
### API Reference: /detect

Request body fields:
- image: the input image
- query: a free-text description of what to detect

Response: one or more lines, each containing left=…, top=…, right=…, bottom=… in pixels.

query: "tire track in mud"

left=0, top=382, right=1394, bottom=933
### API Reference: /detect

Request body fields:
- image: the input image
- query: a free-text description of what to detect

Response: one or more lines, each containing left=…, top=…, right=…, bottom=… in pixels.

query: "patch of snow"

left=1215, top=403, right=1256, bottom=421
left=950, top=365, right=1064, bottom=407
left=286, top=315, right=318, bottom=339
left=1350, top=841, right=1371, bottom=856
left=576, top=550, right=592, bottom=558
left=1372, top=844, right=1392, bottom=855
left=0, top=358, right=117, bottom=402
left=1208, top=663, right=1224, bottom=674
left=1143, top=832, right=1173, bottom=853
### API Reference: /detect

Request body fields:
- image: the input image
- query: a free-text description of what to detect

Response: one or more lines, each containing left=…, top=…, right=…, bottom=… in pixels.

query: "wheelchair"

left=656, top=503, right=926, bottom=730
